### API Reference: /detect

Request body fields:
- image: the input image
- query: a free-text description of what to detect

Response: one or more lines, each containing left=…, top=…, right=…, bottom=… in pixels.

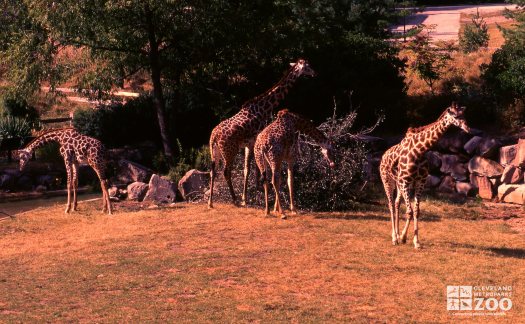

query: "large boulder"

left=474, top=175, right=495, bottom=200
left=464, top=136, right=483, bottom=155
left=468, top=156, right=504, bottom=178
left=438, top=175, right=456, bottom=194
left=425, top=175, right=442, bottom=188
left=500, top=165, right=524, bottom=185
left=478, top=137, right=502, bottom=159
left=425, top=151, right=442, bottom=173
left=436, top=132, right=470, bottom=153
left=498, top=184, right=525, bottom=205
left=439, top=154, right=460, bottom=174
left=178, top=169, right=209, bottom=201
left=499, top=144, right=517, bottom=167
left=127, top=182, right=149, bottom=201
left=0, top=173, right=16, bottom=190
left=456, top=182, right=475, bottom=197
left=117, top=159, right=153, bottom=184
left=143, top=174, right=178, bottom=203
left=515, top=139, right=525, bottom=168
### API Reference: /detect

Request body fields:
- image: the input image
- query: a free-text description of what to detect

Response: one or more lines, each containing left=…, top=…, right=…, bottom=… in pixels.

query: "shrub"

left=459, top=10, right=489, bottom=53
left=0, top=116, right=32, bottom=142
left=0, top=98, right=40, bottom=130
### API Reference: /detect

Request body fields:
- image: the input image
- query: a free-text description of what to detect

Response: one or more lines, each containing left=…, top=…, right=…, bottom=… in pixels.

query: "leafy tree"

left=459, top=9, right=489, bottom=53
left=405, top=25, right=454, bottom=95
left=1, top=0, right=408, bottom=153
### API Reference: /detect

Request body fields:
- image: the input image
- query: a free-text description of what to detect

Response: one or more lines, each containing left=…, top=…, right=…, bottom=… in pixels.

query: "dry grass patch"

left=0, top=200, right=523, bottom=322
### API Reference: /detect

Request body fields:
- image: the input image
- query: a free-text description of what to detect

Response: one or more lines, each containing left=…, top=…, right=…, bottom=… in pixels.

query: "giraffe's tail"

left=209, top=129, right=218, bottom=171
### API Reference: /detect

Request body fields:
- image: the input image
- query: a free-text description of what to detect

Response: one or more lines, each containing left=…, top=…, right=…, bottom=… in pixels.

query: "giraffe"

left=379, top=102, right=471, bottom=249
left=254, top=109, right=335, bottom=218
left=18, top=128, right=112, bottom=214
left=208, top=59, right=316, bottom=208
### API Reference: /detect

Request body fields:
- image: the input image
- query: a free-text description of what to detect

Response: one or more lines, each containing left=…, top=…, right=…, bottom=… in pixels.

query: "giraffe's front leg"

left=394, top=189, right=402, bottom=244
left=286, top=163, right=297, bottom=215
left=412, top=179, right=425, bottom=249
left=271, top=163, right=285, bottom=219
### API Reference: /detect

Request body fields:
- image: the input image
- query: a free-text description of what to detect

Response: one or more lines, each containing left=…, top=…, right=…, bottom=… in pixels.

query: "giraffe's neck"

left=23, top=131, right=66, bottom=153
left=409, top=115, right=449, bottom=156
left=247, top=68, right=300, bottom=115
left=296, top=119, right=330, bottom=148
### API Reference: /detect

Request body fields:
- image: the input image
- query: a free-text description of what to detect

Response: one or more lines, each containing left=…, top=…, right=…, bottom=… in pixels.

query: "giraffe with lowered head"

left=379, top=102, right=472, bottom=249
left=208, top=59, right=316, bottom=208
left=18, top=128, right=112, bottom=214
left=254, top=109, right=335, bottom=218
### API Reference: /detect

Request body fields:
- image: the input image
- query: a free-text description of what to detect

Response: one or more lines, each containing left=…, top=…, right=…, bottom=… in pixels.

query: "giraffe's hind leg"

left=399, top=181, right=414, bottom=244
left=64, top=164, right=73, bottom=214
left=72, top=162, right=79, bottom=211
left=241, top=145, right=254, bottom=207
left=381, top=171, right=398, bottom=245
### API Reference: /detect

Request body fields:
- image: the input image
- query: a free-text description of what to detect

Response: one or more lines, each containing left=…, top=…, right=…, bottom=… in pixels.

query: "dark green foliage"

left=0, top=116, right=32, bottom=142
left=482, top=1, right=525, bottom=128
left=460, top=11, right=489, bottom=53
left=73, top=96, right=159, bottom=147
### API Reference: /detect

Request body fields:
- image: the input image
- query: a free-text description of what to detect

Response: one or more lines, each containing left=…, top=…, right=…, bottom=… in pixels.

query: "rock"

left=436, top=132, right=469, bottom=153
left=16, top=175, right=33, bottom=191
left=438, top=176, right=456, bottom=194
left=439, top=154, right=460, bottom=174
left=117, top=159, right=154, bottom=184
left=127, top=182, right=149, bottom=201
left=470, top=173, right=480, bottom=189
left=478, top=137, right=502, bottom=159
left=107, top=147, right=143, bottom=163
left=476, top=175, right=495, bottom=200
left=108, top=186, right=119, bottom=198
left=0, top=173, right=16, bottom=190
left=468, top=156, right=504, bottom=178
left=451, top=163, right=468, bottom=182
left=464, top=136, right=483, bottom=155
left=456, top=182, right=474, bottom=197
left=515, top=139, right=525, bottom=168
left=36, top=175, right=55, bottom=187
left=500, top=165, right=524, bottom=185
left=143, top=174, right=178, bottom=203
left=498, top=184, right=525, bottom=205
left=178, top=169, right=209, bottom=201
left=425, top=175, right=442, bottom=188
left=35, top=185, right=47, bottom=192
left=425, top=151, right=442, bottom=173
left=499, top=145, right=517, bottom=167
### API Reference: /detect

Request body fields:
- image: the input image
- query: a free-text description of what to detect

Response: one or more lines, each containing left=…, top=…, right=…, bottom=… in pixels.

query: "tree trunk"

left=145, top=4, right=174, bottom=161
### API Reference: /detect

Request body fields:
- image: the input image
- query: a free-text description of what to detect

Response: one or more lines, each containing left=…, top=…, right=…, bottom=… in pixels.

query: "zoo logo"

left=447, top=285, right=513, bottom=314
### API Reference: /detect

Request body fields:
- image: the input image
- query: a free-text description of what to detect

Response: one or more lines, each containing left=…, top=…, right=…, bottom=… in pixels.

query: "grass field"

left=0, top=199, right=523, bottom=322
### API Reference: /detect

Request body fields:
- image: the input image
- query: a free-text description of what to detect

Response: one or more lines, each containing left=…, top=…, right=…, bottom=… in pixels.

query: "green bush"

left=459, top=11, right=489, bottom=53
left=0, top=116, right=32, bottom=141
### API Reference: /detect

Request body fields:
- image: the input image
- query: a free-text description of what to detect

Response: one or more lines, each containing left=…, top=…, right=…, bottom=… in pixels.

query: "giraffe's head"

left=290, top=59, right=316, bottom=77
left=18, top=149, right=31, bottom=171
left=320, top=141, right=336, bottom=169
left=443, top=102, right=471, bottom=133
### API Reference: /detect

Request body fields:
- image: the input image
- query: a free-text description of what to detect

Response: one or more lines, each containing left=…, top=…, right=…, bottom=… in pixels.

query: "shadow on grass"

left=313, top=212, right=442, bottom=222
left=445, top=242, right=525, bottom=259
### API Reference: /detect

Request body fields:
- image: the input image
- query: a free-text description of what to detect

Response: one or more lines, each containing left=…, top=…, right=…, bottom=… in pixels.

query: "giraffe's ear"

left=289, top=62, right=297, bottom=67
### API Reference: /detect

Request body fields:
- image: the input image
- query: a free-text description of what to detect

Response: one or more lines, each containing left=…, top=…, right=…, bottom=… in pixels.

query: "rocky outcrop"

left=468, top=156, right=504, bottom=178
left=498, top=184, right=525, bottom=205
left=143, top=174, right=178, bottom=203
left=500, top=165, right=524, bottom=185
left=116, top=159, right=153, bottom=184
left=499, top=144, right=517, bottom=167
left=127, top=182, right=149, bottom=201
left=178, top=169, right=209, bottom=201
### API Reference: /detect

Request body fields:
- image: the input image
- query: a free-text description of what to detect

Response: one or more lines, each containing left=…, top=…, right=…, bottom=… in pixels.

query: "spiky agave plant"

left=0, top=116, right=33, bottom=145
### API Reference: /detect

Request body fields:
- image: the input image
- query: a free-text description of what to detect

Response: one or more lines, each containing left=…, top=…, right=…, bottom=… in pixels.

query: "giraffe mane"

left=22, top=127, right=76, bottom=149
left=406, top=108, right=449, bottom=135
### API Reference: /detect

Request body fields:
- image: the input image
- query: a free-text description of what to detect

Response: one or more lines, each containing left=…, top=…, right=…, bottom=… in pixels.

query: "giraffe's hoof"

left=208, top=204, right=214, bottom=209
left=290, top=210, right=298, bottom=215
left=392, top=240, right=399, bottom=246
left=280, top=214, right=287, bottom=220
left=414, top=242, right=422, bottom=249
left=240, top=201, right=247, bottom=207
left=400, top=237, right=407, bottom=244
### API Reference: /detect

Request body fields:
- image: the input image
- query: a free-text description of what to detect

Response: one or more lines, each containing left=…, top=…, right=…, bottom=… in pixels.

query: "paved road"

left=391, top=4, right=516, bottom=42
